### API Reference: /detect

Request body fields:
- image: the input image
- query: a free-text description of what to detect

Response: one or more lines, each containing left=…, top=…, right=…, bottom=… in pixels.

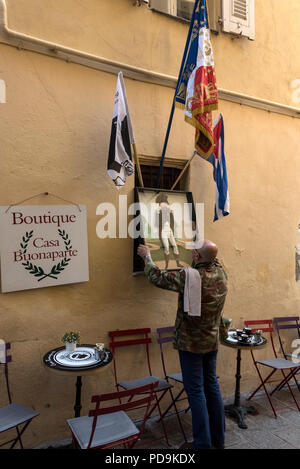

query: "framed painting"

left=133, top=188, right=199, bottom=273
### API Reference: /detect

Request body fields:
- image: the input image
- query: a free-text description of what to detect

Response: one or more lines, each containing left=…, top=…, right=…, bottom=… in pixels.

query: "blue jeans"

left=179, top=349, right=225, bottom=449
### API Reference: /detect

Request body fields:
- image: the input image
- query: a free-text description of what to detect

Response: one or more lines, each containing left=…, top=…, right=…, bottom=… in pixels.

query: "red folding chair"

left=244, top=320, right=300, bottom=418
left=272, top=316, right=300, bottom=393
left=156, top=326, right=189, bottom=442
left=108, top=328, right=173, bottom=446
left=67, top=382, right=158, bottom=449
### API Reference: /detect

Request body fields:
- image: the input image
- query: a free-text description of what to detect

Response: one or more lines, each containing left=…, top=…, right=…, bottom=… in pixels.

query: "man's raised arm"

left=137, top=244, right=185, bottom=294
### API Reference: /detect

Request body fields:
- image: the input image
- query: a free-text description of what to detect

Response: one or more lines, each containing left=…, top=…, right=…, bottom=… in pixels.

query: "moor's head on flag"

left=107, top=72, right=135, bottom=189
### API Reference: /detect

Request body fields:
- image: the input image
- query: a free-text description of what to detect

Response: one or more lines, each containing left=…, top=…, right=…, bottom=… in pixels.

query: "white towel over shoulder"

left=183, top=268, right=202, bottom=317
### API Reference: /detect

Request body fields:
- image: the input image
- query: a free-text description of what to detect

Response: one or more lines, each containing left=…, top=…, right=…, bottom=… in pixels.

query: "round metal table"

left=43, top=344, right=113, bottom=418
left=221, top=331, right=267, bottom=429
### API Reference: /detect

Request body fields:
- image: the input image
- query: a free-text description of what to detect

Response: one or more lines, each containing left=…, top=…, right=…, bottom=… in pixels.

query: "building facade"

left=0, top=0, right=300, bottom=446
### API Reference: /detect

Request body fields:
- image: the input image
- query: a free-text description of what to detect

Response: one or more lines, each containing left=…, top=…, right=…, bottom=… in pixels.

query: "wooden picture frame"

left=133, top=187, right=198, bottom=274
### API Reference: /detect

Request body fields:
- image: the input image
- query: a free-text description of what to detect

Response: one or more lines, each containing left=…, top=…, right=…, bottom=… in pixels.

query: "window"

left=222, top=0, right=255, bottom=40
left=177, top=0, right=194, bottom=20
left=149, top=0, right=180, bottom=18
left=134, top=158, right=188, bottom=190
left=149, top=0, right=255, bottom=39
left=149, top=0, right=222, bottom=33
left=135, top=165, right=182, bottom=190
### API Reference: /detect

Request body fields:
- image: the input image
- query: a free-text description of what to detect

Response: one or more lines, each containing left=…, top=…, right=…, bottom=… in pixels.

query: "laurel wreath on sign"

left=20, top=230, right=72, bottom=282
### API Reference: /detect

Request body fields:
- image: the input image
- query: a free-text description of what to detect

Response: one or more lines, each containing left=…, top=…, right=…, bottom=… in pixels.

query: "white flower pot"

left=65, top=342, right=77, bottom=352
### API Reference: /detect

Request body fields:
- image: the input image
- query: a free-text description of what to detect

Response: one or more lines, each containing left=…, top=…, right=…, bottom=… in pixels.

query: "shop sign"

left=0, top=205, right=89, bottom=293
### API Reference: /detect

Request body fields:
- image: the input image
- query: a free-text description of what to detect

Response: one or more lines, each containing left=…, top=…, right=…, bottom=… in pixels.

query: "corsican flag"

left=175, top=0, right=218, bottom=158
left=107, top=71, right=135, bottom=189
left=206, top=114, right=230, bottom=221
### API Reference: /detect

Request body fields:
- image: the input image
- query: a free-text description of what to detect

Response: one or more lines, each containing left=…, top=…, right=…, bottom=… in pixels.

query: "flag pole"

left=132, top=142, right=144, bottom=187
left=170, top=151, right=196, bottom=190
left=156, top=0, right=199, bottom=189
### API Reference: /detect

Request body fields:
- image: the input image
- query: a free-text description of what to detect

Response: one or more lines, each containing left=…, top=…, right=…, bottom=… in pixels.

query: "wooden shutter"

left=176, top=0, right=191, bottom=20
left=207, top=0, right=222, bottom=34
left=222, top=0, right=255, bottom=40
left=149, top=0, right=177, bottom=16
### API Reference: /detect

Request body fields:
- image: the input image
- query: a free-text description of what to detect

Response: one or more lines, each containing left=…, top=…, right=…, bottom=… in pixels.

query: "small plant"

left=61, top=331, right=80, bottom=344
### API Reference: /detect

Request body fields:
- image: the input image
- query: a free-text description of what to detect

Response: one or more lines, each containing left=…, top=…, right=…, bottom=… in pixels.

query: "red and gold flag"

left=175, top=0, right=218, bottom=158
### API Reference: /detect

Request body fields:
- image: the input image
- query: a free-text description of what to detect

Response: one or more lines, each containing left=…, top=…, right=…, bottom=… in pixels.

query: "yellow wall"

left=0, top=0, right=300, bottom=446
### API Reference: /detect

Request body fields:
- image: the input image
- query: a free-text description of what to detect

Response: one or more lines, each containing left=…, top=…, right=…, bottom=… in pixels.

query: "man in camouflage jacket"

left=138, top=240, right=228, bottom=450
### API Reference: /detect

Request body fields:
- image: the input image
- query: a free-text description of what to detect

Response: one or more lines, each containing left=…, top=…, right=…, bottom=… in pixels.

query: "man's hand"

left=137, top=244, right=150, bottom=260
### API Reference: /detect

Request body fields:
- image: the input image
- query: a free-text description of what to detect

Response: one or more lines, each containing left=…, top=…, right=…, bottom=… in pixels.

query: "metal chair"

left=0, top=342, right=39, bottom=448
left=272, top=316, right=300, bottom=393
left=156, top=326, right=189, bottom=442
left=67, top=382, right=158, bottom=449
left=108, top=328, right=173, bottom=446
left=244, top=320, right=300, bottom=418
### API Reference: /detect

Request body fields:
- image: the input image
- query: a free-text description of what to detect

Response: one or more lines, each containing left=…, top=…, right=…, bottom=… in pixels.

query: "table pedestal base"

left=225, top=403, right=257, bottom=429
left=74, top=376, right=82, bottom=418
left=225, top=347, right=258, bottom=429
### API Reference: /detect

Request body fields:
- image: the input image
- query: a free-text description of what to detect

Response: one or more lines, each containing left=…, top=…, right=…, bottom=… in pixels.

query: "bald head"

left=193, top=239, right=218, bottom=264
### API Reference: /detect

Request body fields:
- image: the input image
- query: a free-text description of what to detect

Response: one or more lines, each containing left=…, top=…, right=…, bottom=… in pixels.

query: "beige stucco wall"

left=0, top=0, right=300, bottom=447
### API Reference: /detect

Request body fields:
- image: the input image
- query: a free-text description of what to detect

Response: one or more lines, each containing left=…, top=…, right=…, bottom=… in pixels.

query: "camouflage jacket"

left=144, top=259, right=228, bottom=354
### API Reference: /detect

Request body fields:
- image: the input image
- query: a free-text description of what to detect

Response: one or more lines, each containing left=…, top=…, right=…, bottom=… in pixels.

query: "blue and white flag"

left=107, top=72, right=135, bottom=189
left=205, top=114, right=230, bottom=221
